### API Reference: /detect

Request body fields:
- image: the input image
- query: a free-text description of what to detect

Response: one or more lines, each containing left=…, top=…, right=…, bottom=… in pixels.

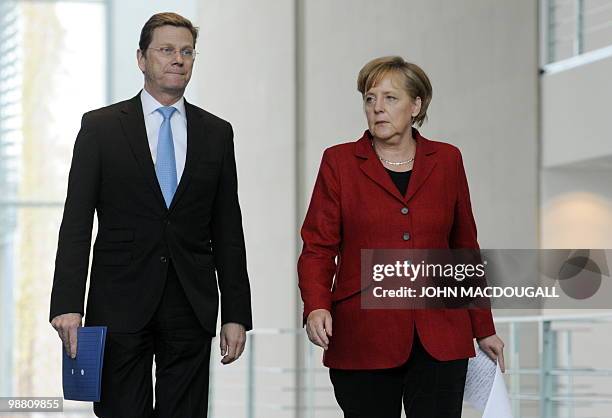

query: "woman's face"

left=364, top=73, right=421, bottom=142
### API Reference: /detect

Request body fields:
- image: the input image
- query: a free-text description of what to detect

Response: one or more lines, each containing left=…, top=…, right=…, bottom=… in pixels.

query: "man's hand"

left=477, top=334, right=505, bottom=372
left=306, top=309, right=332, bottom=350
left=220, top=322, right=246, bottom=365
left=51, top=313, right=83, bottom=359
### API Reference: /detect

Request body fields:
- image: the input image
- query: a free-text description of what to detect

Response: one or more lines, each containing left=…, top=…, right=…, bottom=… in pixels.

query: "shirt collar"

left=141, top=87, right=186, bottom=118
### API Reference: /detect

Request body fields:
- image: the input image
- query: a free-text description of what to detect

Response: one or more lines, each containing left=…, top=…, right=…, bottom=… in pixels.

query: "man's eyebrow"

left=155, top=43, right=194, bottom=48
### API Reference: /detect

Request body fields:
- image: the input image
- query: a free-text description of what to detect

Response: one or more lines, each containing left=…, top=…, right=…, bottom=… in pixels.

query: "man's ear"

left=137, top=49, right=146, bottom=74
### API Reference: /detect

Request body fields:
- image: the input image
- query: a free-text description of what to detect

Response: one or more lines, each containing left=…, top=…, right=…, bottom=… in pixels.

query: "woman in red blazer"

left=298, top=56, right=505, bottom=417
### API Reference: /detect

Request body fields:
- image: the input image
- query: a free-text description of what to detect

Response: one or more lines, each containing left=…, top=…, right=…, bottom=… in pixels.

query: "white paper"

left=464, top=347, right=513, bottom=418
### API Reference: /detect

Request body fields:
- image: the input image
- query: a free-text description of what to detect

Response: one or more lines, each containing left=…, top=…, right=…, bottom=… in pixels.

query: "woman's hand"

left=477, top=334, right=505, bottom=372
left=306, top=309, right=333, bottom=350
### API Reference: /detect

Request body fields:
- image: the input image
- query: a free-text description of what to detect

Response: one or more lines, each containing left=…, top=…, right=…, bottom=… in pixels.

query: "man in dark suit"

left=49, top=12, right=252, bottom=417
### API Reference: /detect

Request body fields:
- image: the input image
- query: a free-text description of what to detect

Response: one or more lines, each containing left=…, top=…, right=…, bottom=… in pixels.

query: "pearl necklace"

left=372, top=140, right=415, bottom=166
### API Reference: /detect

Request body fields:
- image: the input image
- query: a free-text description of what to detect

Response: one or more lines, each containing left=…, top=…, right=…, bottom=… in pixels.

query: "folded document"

left=62, top=326, right=107, bottom=402
left=464, top=346, right=513, bottom=418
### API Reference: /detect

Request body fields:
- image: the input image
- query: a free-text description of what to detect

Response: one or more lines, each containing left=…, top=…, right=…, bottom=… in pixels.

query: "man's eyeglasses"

left=148, top=47, right=197, bottom=59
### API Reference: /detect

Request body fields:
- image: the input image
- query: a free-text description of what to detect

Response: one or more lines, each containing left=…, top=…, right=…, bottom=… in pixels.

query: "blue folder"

left=62, top=326, right=107, bottom=402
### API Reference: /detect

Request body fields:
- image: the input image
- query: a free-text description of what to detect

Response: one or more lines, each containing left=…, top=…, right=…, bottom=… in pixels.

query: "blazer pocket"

left=331, top=287, right=363, bottom=304
left=194, top=253, right=215, bottom=269
left=94, top=250, right=132, bottom=266
left=192, top=161, right=221, bottom=180
left=106, top=229, right=135, bottom=243
left=198, top=159, right=221, bottom=167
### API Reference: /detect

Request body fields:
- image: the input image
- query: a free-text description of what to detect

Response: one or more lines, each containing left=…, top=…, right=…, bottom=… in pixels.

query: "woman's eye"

left=386, top=96, right=397, bottom=101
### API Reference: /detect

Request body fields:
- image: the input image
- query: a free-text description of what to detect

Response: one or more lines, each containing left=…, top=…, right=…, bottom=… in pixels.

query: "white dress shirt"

left=141, top=88, right=187, bottom=182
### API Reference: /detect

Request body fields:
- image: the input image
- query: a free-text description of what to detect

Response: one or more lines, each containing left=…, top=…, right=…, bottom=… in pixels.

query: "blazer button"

left=160, top=256, right=168, bottom=263
left=401, top=207, right=409, bottom=215
left=402, top=232, right=410, bottom=241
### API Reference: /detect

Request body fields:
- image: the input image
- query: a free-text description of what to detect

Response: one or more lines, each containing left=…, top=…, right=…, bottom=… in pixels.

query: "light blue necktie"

left=155, top=106, right=178, bottom=208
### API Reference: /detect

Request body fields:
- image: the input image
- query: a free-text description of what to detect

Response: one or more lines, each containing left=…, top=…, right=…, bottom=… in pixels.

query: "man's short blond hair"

left=139, top=12, right=199, bottom=52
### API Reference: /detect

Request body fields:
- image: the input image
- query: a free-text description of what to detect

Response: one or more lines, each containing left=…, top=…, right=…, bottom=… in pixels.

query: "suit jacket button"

left=401, top=207, right=409, bottom=215
left=402, top=232, right=410, bottom=241
left=160, top=256, right=168, bottom=263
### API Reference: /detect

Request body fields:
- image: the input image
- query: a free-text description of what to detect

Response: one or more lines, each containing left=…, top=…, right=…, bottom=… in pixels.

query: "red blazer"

left=298, top=129, right=496, bottom=369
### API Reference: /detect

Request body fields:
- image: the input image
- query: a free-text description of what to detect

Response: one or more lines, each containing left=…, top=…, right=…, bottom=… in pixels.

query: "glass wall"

left=0, top=0, right=107, bottom=415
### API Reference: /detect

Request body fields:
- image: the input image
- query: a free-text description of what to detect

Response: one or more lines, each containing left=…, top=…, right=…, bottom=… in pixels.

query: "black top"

left=385, top=168, right=412, bottom=196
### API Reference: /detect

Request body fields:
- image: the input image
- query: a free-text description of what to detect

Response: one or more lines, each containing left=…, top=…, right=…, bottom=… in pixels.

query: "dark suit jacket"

left=49, top=92, right=252, bottom=334
left=298, top=129, right=495, bottom=369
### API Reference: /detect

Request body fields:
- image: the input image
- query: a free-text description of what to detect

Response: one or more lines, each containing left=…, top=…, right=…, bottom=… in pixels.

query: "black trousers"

left=94, top=262, right=213, bottom=418
left=329, top=330, right=468, bottom=418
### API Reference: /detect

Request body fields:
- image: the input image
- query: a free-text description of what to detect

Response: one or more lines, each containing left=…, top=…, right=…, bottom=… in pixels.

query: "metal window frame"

left=540, top=0, right=612, bottom=73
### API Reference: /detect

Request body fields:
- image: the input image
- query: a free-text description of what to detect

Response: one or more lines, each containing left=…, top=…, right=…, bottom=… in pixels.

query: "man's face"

left=137, top=25, right=195, bottom=97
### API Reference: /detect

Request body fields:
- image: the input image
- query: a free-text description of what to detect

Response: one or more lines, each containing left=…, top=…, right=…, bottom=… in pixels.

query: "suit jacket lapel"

left=404, top=130, right=437, bottom=203
left=168, top=99, right=206, bottom=212
left=119, top=93, right=166, bottom=209
left=356, top=131, right=406, bottom=204
left=355, top=129, right=437, bottom=204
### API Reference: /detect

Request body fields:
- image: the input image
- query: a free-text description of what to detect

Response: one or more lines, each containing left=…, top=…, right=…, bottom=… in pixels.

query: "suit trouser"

left=329, top=330, right=468, bottom=418
left=94, top=261, right=213, bottom=418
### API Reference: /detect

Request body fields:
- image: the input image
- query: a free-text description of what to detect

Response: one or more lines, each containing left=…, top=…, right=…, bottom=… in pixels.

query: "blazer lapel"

left=119, top=93, right=166, bottom=209
left=355, top=129, right=437, bottom=204
left=168, top=99, right=206, bottom=212
left=356, top=132, right=406, bottom=204
left=404, top=130, right=437, bottom=203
